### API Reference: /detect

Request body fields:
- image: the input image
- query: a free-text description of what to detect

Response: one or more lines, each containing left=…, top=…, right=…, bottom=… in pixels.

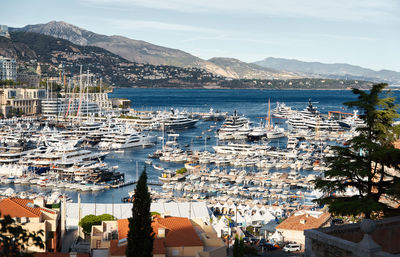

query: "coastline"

left=112, top=86, right=363, bottom=91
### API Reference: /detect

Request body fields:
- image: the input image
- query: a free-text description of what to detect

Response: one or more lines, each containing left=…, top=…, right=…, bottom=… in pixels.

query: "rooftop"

left=111, top=216, right=203, bottom=256
left=118, top=216, right=203, bottom=247
left=276, top=210, right=331, bottom=231
left=0, top=198, right=56, bottom=218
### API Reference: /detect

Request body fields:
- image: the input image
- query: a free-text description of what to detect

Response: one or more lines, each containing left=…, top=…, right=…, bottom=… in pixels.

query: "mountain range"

left=9, top=21, right=297, bottom=80
left=254, top=57, right=400, bottom=84
left=7, top=21, right=400, bottom=84
left=0, top=31, right=221, bottom=87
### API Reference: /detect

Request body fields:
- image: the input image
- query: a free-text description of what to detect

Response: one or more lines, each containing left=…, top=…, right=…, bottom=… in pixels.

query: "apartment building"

left=0, top=56, right=16, bottom=81
left=276, top=210, right=331, bottom=248
left=0, top=197, right=62, bottom=253
left=90, top=215, right=226, bottom=257
left=0, top=88, right=46, bottom=117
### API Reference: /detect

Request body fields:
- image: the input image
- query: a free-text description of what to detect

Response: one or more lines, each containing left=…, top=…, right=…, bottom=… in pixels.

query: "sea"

left=4, top=88, right=400, bottom=203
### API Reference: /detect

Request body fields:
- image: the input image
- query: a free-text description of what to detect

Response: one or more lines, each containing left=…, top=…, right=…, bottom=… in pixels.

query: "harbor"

left=0, top=88, right=381, bottom=212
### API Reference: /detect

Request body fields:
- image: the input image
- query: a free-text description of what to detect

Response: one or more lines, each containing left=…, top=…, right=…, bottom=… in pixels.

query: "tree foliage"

left=0, top=213, right=44, bottom=257
left=126, top=168, right=154, bottom=257
left=79, top=214, right=115, bottom=234
left=314, top=83, right=400, bottom=218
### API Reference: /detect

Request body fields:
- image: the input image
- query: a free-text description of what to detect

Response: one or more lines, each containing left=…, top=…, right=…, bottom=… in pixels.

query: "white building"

left=42, top=93, right=112, bottom=117
left=276, top=210, right=331, bottom=248
left=0, top=88, right=46, bottom=117
left=0, top=25, right=10, bottom=38
left=0, top=56, right=17, bottom=81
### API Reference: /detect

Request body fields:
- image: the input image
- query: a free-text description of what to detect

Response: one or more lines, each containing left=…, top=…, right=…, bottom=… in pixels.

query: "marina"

left=1, top=88, right=399, bottom=210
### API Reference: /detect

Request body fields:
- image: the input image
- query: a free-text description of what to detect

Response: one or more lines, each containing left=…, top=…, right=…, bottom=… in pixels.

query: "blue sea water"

left=4, top=89, right=400, bottom=203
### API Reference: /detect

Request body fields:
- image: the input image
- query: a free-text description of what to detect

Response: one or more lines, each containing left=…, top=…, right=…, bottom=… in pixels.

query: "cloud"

left=83, top=0, right=400, bottom=23
left=321, top=34, right=376, bottom=42
left=95, top=18, right=222, bottom=34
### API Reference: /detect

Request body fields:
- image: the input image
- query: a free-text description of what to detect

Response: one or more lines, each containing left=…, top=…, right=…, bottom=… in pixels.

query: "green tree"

left=233, top=235, right=244, bottom=257
left=238, top=236, right=245, bottom=257
left=0, top=213, right=44, bottom=256
left=126, top=168, right=154, bottom=257
left=79, top=214, right=115, bottom=234
left=314, top=83, right=400, bottom=219
left=233, top=235, right=239, bottom=257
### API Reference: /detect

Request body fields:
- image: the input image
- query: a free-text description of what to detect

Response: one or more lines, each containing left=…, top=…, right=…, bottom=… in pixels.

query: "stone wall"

left=304, top=217, right=400, bottom=257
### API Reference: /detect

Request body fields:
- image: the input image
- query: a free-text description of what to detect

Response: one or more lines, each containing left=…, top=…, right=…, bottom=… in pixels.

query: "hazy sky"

left=1, top=0, right=399, bottom=71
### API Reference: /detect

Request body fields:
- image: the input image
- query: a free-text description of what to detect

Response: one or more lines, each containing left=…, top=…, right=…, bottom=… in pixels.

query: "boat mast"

left=77, top=65, right=83, bottom=120
left=86, top=69, right=89, bottom=119
left=99, top=78, right=102, bottom=116
left=267, top=98, right=271, bottom=130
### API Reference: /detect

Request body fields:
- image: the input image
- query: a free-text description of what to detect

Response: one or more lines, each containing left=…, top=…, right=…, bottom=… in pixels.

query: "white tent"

left=251, top=211, right=265, bottom=226
left=213, top=216, right=229, bottom=237
left=269, top=230, right=283, bottom=242
left=244, top=213, right=253, bottom=226
left=261, top=220, right=278, bottom=234
left=233, top=214, right=246, bottom=226
left=259, top=205, right=269, bottom=214
left=213, top=202, right=223, bottom=210
left=263, top=211, right=276, bottom=223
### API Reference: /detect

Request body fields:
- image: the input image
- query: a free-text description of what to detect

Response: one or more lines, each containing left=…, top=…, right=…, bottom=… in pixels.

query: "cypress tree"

left=233, top=235, right=239, bottom=257
left=314, top=83, right=400, bottom=219
left=126, top=168, right=154, bottom=257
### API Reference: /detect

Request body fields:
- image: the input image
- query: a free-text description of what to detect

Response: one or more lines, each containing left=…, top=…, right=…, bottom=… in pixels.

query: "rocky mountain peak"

left=13, top=21, right=95, bottom=46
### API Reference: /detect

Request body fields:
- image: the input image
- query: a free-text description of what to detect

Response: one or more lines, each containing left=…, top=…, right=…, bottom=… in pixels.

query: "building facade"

left=0, top=88, right=46, bottom=117
left=276, top=210, right=331, bottom=248
left=42, top=93, right=112, bottom=117
left=0, top=56, right=17, bottom=81
left=0, top=25, right=10, bottom=38
left=0, top=197, right=62, bottom=253
left=90, top=216, right=226, bottom=257
left=17, top=73, right=41, bottom=87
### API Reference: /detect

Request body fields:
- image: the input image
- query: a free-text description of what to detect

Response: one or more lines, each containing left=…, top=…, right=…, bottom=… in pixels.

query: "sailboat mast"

left=78, top=65, right=82, bottom=119
left=86, top=69, right=89, bottom=118
left=268, top=98, right=271, bottom=129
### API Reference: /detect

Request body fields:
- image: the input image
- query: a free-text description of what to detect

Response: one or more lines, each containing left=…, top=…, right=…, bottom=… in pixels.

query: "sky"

left=1, top=0, right=399, bottom=71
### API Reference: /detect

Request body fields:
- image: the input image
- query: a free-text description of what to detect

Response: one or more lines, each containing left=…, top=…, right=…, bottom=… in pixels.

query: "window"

left=8, top=90, right=16, bottom=99
left=47, top=232, right=54, bottom=239
left=172, top=249, right=179, bottom=256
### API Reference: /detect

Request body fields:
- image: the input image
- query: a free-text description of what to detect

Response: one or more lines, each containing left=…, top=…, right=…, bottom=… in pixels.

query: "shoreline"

left=111, top=86, right=366, bottom=91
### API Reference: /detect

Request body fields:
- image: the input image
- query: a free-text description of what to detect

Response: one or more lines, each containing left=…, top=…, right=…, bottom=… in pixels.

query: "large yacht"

left=272, top=102, right=295, bottom=118
left=160, top=109, right=198, bottom=130
left=111, top=131, right=156, bottom=150
left=338, top=110, right=365, bottom=129
left=217, top=111, right=250, bottom=140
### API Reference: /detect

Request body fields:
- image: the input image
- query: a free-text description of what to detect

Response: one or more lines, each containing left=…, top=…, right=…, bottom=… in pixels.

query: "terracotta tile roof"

left=117, top=219, right=129, bottom=241
left=33, top=253, right=89, bottom=257
left=153, top=216, right=203, bottom=247
left=276, top=211, right=331, bottom=231
left=0, top=198, right=55, bottom=218
left=117, top=216, right=203, bottom=249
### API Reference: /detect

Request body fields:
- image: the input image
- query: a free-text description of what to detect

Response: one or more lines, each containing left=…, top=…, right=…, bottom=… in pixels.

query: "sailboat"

left=265, top=99, right=285, bottom=139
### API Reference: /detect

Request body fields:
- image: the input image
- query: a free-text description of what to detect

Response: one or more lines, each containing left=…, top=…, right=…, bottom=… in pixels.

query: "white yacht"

left=217, top=111, right=250, bottom=140
left=213, top=143, right=269, bottom=156
left=111, top=131, right=156, bottom=150
left=338, top=110, right=365, bottom=129
left=159, top=109, right=198, bottom=130
left=272, top=102, right=294, bottom=118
